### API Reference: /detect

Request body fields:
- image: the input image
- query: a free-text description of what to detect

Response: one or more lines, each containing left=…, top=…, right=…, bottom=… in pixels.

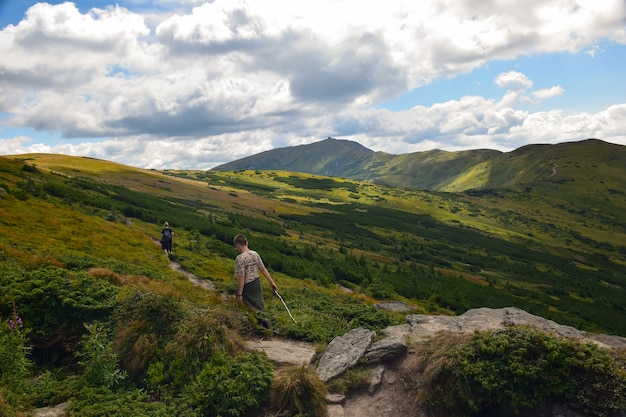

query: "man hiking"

left=233, top=234, right=277, bottom=326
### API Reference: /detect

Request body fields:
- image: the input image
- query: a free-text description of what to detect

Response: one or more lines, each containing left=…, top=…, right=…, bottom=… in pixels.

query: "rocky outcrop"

left=312, top=307, right=626, bottom=417
left=390, top=307, right=626, bottom=349
left=316, top=307, right=626, bottom=384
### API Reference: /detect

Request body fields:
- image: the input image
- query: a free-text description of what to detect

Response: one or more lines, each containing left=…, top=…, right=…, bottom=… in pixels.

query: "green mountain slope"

left=3, top=150, right=626, bottom=340
left=212, top=138, right=626, bottom=196
left=214, top=138, right=374, bottom=177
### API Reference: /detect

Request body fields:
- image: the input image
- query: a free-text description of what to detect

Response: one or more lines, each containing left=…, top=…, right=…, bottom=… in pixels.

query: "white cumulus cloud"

left=0, top=0, right=625, bottom=168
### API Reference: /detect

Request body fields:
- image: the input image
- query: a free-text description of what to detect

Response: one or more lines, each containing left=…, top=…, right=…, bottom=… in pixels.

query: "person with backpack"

left=160, top=221, right=174, bottom=255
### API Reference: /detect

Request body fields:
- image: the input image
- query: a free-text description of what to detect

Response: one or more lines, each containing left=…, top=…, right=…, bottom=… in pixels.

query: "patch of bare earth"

left=342, top=354, right=426, bottom=417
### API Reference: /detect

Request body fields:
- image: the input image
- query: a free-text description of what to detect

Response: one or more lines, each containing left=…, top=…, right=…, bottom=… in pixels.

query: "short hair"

left=233, top=234, right=248, bottom=246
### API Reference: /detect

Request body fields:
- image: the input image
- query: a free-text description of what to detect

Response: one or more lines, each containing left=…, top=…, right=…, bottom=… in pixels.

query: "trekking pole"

left=274, top=291, right=297, bottom=323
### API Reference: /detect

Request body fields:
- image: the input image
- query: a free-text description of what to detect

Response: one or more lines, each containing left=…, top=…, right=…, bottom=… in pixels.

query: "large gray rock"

left=382, top=307, right=626, bottom=349
left=35, top=402, right=67, bottom=417
left=363, top=335, right=407, bottom=364
left=317, top=328, right=375, bottom=382
left=248, top=338, right=316, bottom=367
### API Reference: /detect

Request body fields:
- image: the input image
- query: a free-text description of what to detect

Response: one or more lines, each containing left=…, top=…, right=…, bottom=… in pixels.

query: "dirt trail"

left=168, top=258, right=216, bottom=290
left=549, top=157, right=558, bottom=177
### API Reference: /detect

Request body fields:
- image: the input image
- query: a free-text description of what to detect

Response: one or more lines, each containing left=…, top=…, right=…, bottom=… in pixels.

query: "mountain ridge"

left=213, top=137, right=622, bottom=192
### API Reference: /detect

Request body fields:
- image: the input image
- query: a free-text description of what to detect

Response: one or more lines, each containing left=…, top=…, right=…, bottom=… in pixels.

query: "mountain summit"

left=213, top=138, right=374, bottom=178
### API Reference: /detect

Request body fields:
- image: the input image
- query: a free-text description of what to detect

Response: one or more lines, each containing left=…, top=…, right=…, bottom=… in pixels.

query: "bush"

left=0, top=311, right=32, bottom=415
left=416, top=327, right=626, bottom=417
left=154, top=311, right=246, bottom=395
left=112, top=289, right=185, bottom=379
left=66, top=384, right=170, bottom=417
left=0, top=266, right=118, bottom=357
left=76, top=322, right=126, bottom=388
left=0, top=312, right=31, bottom=390
left=270, top=364, right=328, bottom=417
left=182, top=350, right=273, bottom=417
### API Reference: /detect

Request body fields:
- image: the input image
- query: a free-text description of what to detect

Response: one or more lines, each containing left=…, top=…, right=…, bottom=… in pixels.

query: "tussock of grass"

left=270, top=364, right=328, bottom=417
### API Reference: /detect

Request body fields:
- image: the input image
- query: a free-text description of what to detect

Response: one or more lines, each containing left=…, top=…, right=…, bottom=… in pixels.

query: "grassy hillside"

left=5, top=152, right=625, bottom=336
left=1, top=154, right=412, bottom=416
left=1, top=151, right=625, bottom=416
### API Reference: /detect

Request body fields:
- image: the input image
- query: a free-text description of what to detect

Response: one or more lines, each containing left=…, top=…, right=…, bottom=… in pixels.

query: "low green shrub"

left=154, top=311, right=246, bottom=395
left=182, top=350, right=273, bottom=417
left=76, top=322, right=126, bottom=388
left=112, top=288, right=185, bottom=379
left=0, top=311, right=33, bottom=415
left=270, top=364, right=328, bottom=417
left=416, top=327, right=626, bottom=417
left=0, top=312, right=31, bottom=390
left=66, top=384, right=170, bottom=417
left=0, top=266, right=118, bottom=359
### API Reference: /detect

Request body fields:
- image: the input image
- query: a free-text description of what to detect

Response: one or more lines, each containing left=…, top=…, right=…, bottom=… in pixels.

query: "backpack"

left=162, top=228, right=172, bottom=241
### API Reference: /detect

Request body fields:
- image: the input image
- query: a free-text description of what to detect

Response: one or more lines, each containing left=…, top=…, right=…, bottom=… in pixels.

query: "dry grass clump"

left=164, top=312, right=246, bottom=361
left=270, top=364, right=328, bottom=417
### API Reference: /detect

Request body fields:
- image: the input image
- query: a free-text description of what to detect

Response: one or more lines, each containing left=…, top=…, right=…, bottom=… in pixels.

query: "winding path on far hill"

left=549, top=157, right=558, bottom=177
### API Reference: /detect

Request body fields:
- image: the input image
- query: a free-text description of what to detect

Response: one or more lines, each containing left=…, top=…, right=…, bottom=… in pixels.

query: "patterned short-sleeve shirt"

left=235, top=250, right=265, bottom=284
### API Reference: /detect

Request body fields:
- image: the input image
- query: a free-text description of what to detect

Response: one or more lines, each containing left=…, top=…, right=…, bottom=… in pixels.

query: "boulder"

left=374, top=301, right=414, bottom=313
left=317, top=328, right=375, bottom=382
left=382, top=307, right=626, bottom=349
left=248, top=338, right=316, bottom=367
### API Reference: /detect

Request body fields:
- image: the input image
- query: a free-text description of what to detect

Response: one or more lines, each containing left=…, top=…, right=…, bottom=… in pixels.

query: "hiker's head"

left=233, top=234, right=248, bottom=248
left=163, top=221, right=169, bottom=228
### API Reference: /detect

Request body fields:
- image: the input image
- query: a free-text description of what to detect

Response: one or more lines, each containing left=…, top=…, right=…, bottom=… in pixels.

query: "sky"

left=0, top=0, right=625, bottom=170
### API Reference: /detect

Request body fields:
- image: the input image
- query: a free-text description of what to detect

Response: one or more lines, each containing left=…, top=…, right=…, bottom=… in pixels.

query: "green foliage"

left=270, top=364, right=328, bottom=417
left=28, top=370, right=73, bottom=407
left=0, top=313, right=32, bottom=390
left=112, top=289, right=185, bottom=380
left=153, top=310, right=247, bottom=395
left=418, top=327, right=626, bottom=417
left=264, top=287, right=403, bottom=342
left=76, top=322, right=127, bottom=388
left=66, top=384, right=170, bottom=417
left=182, top=351, right=274, bottom=417
left=0, top=310, right=33, bottom=416
left=0, top=266, right=118, bottom=361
